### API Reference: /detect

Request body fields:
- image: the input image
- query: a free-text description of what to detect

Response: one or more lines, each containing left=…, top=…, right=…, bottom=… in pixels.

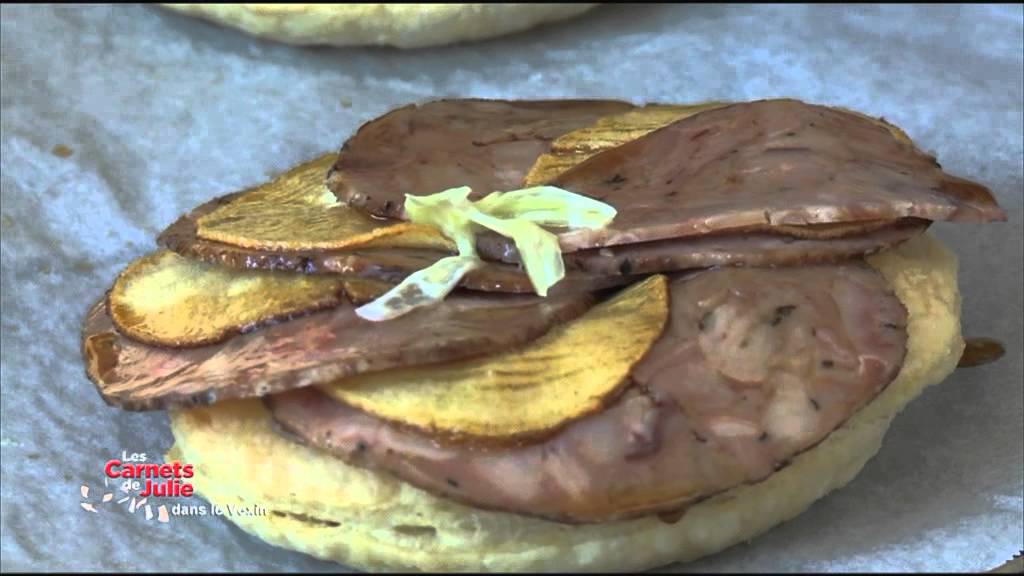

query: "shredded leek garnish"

left=474, top=186, right=617, bottom=229
left=355, top=185, right=616, bottom=322
left=353, top=255, right=482, bottom=322
left=464, top=209, right=564, bottom=297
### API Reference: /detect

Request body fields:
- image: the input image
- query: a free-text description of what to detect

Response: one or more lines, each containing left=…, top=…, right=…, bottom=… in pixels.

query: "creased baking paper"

left=1, top=4, right=1021, bottom=572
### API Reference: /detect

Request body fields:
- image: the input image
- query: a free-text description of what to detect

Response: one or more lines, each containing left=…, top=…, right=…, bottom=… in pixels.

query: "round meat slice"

left=326, top=98, right=634, bottom=215
left=269, top=262, right=908, bottom=523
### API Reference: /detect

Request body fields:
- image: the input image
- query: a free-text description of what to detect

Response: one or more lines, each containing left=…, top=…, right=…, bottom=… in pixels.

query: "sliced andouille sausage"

left=549, top=99, right=1005, bottom=249
left=326, top=99, right=635, bottom=215
left=268, top=263, right=907, bottom=523
left=82, top=288, right=595, bottom=411
left=327, top=99, right=1004, bottom=252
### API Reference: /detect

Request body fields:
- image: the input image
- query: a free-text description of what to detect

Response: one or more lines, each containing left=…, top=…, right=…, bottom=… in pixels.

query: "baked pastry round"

left=160, top=4, right=598, bottom=49
left=168, top=232, right=964, bottom=572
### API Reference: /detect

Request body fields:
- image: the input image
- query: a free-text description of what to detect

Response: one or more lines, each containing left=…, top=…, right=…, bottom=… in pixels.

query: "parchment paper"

left=1, top=4, right=1021, bottom=572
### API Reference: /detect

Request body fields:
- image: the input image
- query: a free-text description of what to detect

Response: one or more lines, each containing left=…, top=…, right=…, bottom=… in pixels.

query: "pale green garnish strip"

left=355, top=185, right=616, bottom=322
left=474, top=186, right=618, bottom=229
left=354, top=255, right=482, bottom=322
left=464, top=209, right=564, bottom=296
left=404, top=186, right=477, bottom=255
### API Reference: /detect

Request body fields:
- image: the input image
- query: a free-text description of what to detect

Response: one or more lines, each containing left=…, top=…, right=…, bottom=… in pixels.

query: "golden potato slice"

left=321, top=274, right=669, bottom=443
left=108, top=250, right=349, bottom=347
left=523, top=103, right=731, bottom=186
left=195, top=153, right=454, bottom=252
